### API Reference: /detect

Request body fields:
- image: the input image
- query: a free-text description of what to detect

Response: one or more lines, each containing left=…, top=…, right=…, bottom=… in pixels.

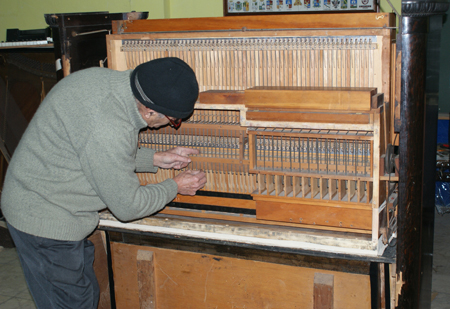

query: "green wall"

left=0, top=0, right=224, bottom=42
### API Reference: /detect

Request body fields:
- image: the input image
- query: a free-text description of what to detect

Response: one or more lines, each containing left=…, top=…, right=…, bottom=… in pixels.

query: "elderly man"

left=1, top=57, right=206, bottom=308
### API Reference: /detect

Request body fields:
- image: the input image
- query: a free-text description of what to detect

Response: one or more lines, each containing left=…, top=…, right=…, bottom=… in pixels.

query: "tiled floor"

left=0, top=214, right=450, bottom=309
left=430, top=212, right=450, bottom=309
left=0, top=247, right=35, bottom=309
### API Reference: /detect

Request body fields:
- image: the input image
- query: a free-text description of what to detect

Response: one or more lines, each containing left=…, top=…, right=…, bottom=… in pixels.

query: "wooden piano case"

left=99, top=12, right=397, bottom=308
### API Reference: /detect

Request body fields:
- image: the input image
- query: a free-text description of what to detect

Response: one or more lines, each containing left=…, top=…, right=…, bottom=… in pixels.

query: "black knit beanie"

left=130, top=57, right=199, bottom=119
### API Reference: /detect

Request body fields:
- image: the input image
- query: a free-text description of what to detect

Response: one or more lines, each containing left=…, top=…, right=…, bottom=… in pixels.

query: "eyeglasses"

left=165, top=115, right=182, bottom=129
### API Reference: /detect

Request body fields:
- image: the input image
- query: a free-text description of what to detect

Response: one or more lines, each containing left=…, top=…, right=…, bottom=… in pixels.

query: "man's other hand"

left=173, top=170, right=207, bottom=195
left=153, top=147, right=200, bottom=169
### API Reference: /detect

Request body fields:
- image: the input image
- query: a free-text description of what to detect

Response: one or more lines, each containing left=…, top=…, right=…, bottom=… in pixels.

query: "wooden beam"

left=136, top=250, right=157, bottom=309
left=314, top=273, right=334, bottom=309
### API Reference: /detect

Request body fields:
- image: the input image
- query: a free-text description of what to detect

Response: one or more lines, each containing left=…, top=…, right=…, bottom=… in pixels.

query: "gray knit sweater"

left=1, top=67, right=178, bottom=241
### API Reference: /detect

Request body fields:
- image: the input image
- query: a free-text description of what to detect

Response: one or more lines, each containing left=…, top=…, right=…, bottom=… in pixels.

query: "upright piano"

left=98, top=12, right=398, bottom=308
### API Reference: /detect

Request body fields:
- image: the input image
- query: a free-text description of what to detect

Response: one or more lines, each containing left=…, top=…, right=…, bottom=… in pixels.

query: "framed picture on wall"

left=224, top=0, right=378, bottom=15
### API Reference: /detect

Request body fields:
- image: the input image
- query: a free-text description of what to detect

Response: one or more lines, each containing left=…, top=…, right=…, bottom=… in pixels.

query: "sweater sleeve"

left=135, top=147, right=158, bottom=173
left=78, top=121, right=178, bottom=222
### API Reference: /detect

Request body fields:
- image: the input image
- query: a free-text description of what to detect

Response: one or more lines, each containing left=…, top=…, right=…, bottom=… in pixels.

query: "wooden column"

left=397, top=0, right=449, bottom=308
left=136, top=250, right=157, bottom=309
left=314, top=273, right=334, bottom=309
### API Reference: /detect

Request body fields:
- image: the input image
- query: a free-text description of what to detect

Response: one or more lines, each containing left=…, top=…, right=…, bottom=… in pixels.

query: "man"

left=0, top=57, right=207, bottom=308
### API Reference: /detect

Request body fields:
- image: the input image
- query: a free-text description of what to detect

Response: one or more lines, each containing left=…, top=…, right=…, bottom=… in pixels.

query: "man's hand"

left=173, top=170, right=207, bottom=195
left=153, top=147, right=200, bottom=169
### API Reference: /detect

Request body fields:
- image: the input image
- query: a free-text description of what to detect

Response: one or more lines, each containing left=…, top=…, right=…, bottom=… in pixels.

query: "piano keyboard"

left=0, top=39, right=52, bottom=47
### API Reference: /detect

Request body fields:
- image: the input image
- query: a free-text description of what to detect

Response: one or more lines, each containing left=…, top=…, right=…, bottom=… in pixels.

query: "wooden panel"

left=256, top=200, right=372, bottom=230
left=111, top=242, right=371, bottom=309
left=198, top=90, right=245, bottom=105
left=159, top=207, right=372, bottom=234
left=246, top=111, right=371, bottom=124
left=112, top=13, right=394, bottom=34
left=244, top=87, right=377, bottom=111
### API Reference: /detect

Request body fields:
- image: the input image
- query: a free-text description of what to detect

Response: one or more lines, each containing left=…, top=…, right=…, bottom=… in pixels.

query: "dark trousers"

left=7, top=223, right=99, bottom=309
